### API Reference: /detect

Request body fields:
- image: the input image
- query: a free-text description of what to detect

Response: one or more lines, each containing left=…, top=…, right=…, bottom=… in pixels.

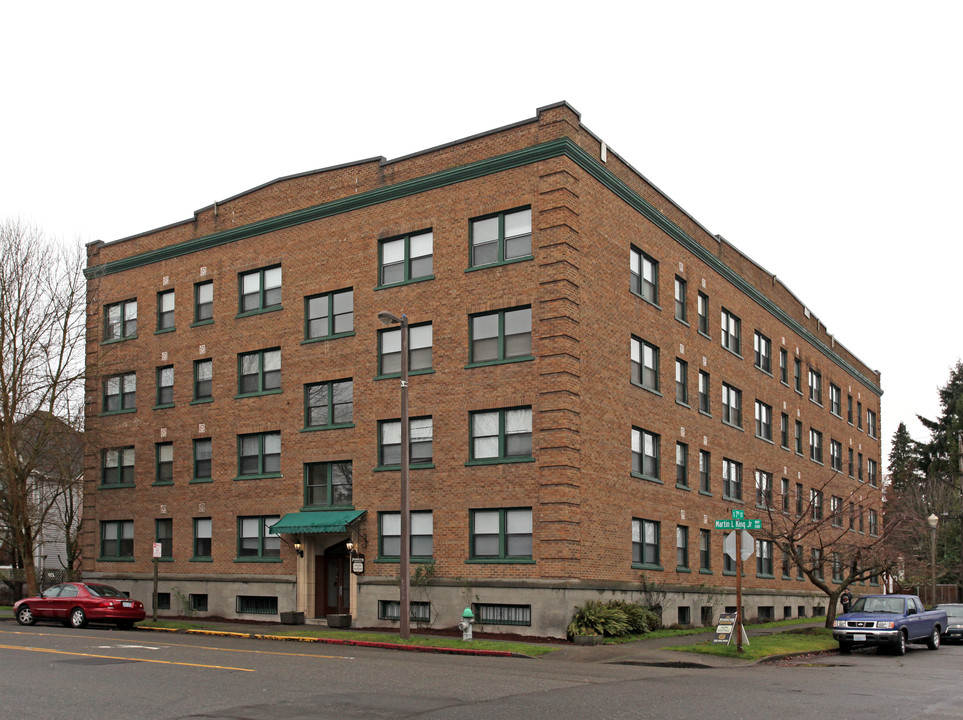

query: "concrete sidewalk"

left=0, top=608, right=825, bottom=665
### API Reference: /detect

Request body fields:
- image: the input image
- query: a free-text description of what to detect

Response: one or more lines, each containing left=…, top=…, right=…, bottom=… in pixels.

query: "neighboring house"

left=1, top=412, right=83, bottom=586
left=81, top=102, right=883, bottom=637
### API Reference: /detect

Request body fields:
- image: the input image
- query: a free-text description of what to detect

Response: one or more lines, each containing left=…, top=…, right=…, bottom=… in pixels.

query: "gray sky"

left=4, top=1, right=960, bottom=464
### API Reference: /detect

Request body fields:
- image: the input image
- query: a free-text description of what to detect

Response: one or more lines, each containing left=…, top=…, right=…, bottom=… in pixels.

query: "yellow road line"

left=0, top=643, right=254, bottom=672
left=0, top=629, right=353, bottom=660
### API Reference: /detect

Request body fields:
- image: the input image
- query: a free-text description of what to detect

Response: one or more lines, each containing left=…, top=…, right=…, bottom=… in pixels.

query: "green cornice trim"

left=85, top=137, right=881, bottom=395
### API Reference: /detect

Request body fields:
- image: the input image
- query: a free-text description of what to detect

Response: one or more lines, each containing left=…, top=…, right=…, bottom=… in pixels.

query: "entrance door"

left=315, top=542, right=349, bottom=617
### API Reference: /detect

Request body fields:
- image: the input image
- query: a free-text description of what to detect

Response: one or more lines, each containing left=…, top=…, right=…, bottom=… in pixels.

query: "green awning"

left=270, top=510, right=366, bottom=535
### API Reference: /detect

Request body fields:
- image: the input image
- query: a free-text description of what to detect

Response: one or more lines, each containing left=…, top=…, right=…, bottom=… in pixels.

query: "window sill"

left=374, top=556, right=434, bottom=564
left=722, top=420, right=744, bottom=432
left=698, top=409, right=712, bottom=418
left=780, top=380, right=790, bottom=388
left=465, top=256, right=533, bottom=273
left=154, top=327, right=175, bottom=335
left=699, top=569, right=714, bottom=575
left=699, top=490, right=712, bottom=497
left=234, top=389, right=283, bottom=399
left=301, top=331, right=355, bottom=345
left=631, top=562, right=664, bottom=571
left=630, top=471, right=663, bottom=485
left=153, top=403, right=175, bottom=410
left=676, top=400, right=691, bottom=409
left=722, top=495, right=744, bottom=504
left=152, top=481, right=174, bottom=487
left=98, top=557, right=135, bottom=562
left=676, top=567, right=692, bottom=574
left=780, top=444, right=790, bottom=452
left=676, top=317, right=690, bottom=327
left=630, top=382, right=663, bottom=398
left=190, top=557, right=213, bottom=562
left=301, top=504, right=355, bottom=512
left=697, top=330, right=711, bottom=341
left=810, top=459, right=825, bottom=467
left=809, top=399, right=824, bottom=408
left=301, top=423, right=355, bottom=433
left=100, top=335, right=137, bottom=346
left=465, top=558, right=535, bottom=564
left=375, top=274, right=435, bottom=290
left=191, top=319, right=214, bottom=328
left=236, top=305, right=283, bottom=320
left=465, top=356, right=534, bottom=370
left=99, top=483, right=135, bottom=490
left=675, top=483, right=690, bottom=491
left=721, top=346, right=743, bottom=360
left=374, top=463, right=435, bottom=472
left=629, top=290, right=662, bottom=311
left=100, top=408, right=137, bottom=417
left=375, top=368, right=434, bottom=381
left=756, top=435, right=774, bottom=445
left=466, top=457, right=535, bottom=467
left=233, top=473, right=283, bottom=481
left=156, top=557, right=174, bottom=563
left=234, top=557, right=283, bottom=563
left=190, top=398, right=214, bottom=405
left=190, top=478, right=214, bottom=484
left=757, top=573, right=775, bottom=580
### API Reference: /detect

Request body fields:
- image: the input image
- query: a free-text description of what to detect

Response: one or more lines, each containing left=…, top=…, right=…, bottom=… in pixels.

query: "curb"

left=137, top=625, right=525, bottom=658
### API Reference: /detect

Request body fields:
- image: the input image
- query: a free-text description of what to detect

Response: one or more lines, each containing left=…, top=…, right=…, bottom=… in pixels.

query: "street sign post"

left=713, top=510, right=762, bottom=653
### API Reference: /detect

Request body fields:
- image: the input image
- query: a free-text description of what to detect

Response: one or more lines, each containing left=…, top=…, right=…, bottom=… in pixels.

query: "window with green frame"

left=378, top=322, right=432, bottom=375
left=156, top=365, right=174, bottom=407
left=303, top=461, right=352, bottom=507
left=193, top=438, right=212, bottom=482
left=238, top=348, right=280, bottom=395
left=103, top=372, right=136, bottom=412
left=237, top=515, right=280, bottom=560
left=304, top=288, right=353, bottom=340
left=238, top=265, right=281, bottom=314
left=156, top=289, right=175, bottom=332
left=155, top=442, right=173, bottom=485
left=469, top=508, right=532, bottom=561
left=304, top=379, right=353, bottom=429
left=469, top=307, right=531, bottom=365
left=193, top=517, right=212, bottom=559
left=101, top=520, right=134, bottom=559
left=237, top=431, right=280, bottom=479
left=155, top=518, right=173, bottom=559
left=102, top=447, right=135, bottom=486
left=379, top=510, right=433, bottom=559
left=632, top=518, right=660, bottom=567
left=469, top=207, right=532, bottom=268
left=193, top=359, right=212, bottom=401
left=378, top=417, right=432, bottom=468
left=379, top=229, right=433, bottom=286
left=104, top=298, right=137, bottom=341
left=469, top=407, right=532, bottom=463
left=194, top=280, right=213, bottom=324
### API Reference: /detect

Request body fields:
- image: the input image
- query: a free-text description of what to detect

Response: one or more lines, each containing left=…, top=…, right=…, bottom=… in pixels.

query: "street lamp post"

left=927, top=513, right=939, bottom=606
left=378, top=311, right=410, bottom=639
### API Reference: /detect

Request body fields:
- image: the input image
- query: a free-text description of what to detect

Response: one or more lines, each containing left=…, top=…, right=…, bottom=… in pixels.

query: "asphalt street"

left=1, top=624, right=961, bottom=719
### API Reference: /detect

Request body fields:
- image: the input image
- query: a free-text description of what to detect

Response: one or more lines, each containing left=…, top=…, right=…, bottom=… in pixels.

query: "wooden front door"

left=315, top=542, right=349, bottom=617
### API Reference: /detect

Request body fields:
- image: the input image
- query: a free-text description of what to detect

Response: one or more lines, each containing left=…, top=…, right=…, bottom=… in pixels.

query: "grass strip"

left=667, top=627, right=837, bottom=661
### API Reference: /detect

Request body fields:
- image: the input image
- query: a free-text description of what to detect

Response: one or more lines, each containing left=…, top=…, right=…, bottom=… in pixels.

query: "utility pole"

left=958, top=431, right=962, bottom=603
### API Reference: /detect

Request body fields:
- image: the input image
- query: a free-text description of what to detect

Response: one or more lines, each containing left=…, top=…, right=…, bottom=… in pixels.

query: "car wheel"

left=838, top=641, right=853, bottom=655
left=69, top=607, right=87, bottom=629
left=16, top=605, right=36, bottom=626
left=927, top=627, right=940, bottom=650
left=894, top=630, right=907, bottom=656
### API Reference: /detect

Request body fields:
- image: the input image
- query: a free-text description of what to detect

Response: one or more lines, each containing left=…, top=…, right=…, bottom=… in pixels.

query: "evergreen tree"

left=888, top=421, right=918, bottom=493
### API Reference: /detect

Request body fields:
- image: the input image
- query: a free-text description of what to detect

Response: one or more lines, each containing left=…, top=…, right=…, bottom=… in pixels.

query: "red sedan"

left=14, top=582, right=146, bottom=629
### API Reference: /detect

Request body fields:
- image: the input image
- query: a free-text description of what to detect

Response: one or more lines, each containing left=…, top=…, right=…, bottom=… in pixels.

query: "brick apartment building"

left=82, top=102, right=883, bottom=637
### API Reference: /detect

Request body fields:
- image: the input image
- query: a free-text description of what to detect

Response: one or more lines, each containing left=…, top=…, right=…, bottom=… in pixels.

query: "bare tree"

left=755, top=470, right=897, bottom=627
left=0, top=219, right=86, bottom=597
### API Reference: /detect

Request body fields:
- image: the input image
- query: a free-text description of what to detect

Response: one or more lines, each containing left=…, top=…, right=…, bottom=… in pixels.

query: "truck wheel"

left=926, top=627, right=940, bottom=650
left=838, top=641, right=853, bottom=655
left=894, top=630, right=907, bottom=656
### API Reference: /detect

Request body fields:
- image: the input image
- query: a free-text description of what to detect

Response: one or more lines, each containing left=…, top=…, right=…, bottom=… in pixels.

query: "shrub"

left=609, top=600, right=657, bottom=634
left=567, top=599, right=660, bottom=638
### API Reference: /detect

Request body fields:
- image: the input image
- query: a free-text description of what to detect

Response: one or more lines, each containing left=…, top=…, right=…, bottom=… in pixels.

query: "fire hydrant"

left=458, top=607, right=475, bottom=641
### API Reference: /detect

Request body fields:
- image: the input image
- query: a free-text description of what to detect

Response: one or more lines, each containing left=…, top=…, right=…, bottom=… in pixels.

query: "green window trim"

left=100, top=519, right=134, bottom=560
left=190, top=398, right=214, bottom=406
left=194, top=280, right=213, bottom=324
left=236, top=431, right=281, bottom=479
left=103, top=298, right=138, bottom=342
left=100, top=408, right=137, bottom=417
left=238, top=265, right=281, bottom=314
left=378, top=229, right=434, bottom=287
left=464, top=256, right=531, bottom=273
left=304, top=287, right=354, bottom=341
left=236, top=515, right=281, bottom=560
left=155, top=518, right=173, bottom=560
left=377, top=322, right=433, bottom=377
left=630, top=471, right=663, bottom=485
left=631, top=563, right=664, bottom=571
left=103, top=371, right=137, bottom=413
left=374, top=368, right=434, bottom=381
left=156, top=289, right=175, bottom=332
left=468, top=407, right=533, bottom=464
left=303, top=379, right=354, bottom=430
left=469, top=507, right=532, bottom=561
left=468, top=306, right=532, bottom=366
left=235, top=304, right=283, bottom=320
left=303, top=461, right=353, bottom=509
left=237, top=348, right=281, bottom=396
left=469, top=206, right=532, bottom=269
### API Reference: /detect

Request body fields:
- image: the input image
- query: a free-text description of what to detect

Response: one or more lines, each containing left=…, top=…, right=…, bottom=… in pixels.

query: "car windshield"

left=850, top=597, right=904, bottom=614
left=938, top=605, right=963, bottom=620
left=84, top=584, right=128, bottom=599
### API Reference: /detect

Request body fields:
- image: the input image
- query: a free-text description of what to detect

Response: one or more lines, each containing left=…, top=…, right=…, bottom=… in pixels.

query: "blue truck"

left=832, top=594, right=947, bottom=655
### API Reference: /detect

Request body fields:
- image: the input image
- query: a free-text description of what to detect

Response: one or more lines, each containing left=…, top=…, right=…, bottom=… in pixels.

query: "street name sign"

left=714, top=518, right=762, bottom=530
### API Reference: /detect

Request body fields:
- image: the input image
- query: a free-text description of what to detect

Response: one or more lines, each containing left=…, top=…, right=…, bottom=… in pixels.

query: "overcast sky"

left=3, top=1, right=960, bottom=464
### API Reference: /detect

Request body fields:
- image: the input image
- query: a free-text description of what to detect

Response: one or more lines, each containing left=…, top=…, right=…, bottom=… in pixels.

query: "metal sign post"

left=152, top=542, right=162, bottom=622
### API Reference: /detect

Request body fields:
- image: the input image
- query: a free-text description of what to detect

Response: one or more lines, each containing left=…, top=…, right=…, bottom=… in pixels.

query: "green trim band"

left=84, top=137, right=881, bottom=394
